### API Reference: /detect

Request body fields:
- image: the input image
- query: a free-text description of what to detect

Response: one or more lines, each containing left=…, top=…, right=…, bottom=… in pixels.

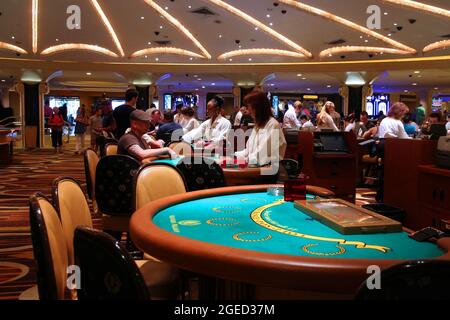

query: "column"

left=135, top=85, right=150, bottom=111
left=38, top=82, right=49, bottom=147
left=232, top=86, right=241, bottom=107
left=339, top=85, right=349, bottom=116
left=12, top=81, right=25, bottom=148
left=361, top=85, right=373, bottom=116
left=149, top=84, right=158, bottom=108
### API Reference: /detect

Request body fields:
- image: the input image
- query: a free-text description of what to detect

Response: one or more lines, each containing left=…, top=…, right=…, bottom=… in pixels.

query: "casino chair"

left=52, top=177, right=93, bottom=267
left=95, top=155, right=141, bottom=234
left=134, top=163, right=187, bottom=210
left=74, top=226, right=180, bottom=300
left=98, top=137, right=118, bottom=158
left=27, top=193, right=70, bottom=300
left=175, top=156, right=226, bottom=192
left=167, top=140, right=194, bottom=157
left=277, top=159, right=299, bottom=183
left=83, top=148, right=99, bottom=206
left=104, top=142, right=118, bottom=156
left=354, top=260, right=450, bottom=300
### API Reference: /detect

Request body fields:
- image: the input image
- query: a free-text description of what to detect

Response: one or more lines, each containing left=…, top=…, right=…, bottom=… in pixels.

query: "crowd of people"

left=44, top=88, right=450, bottom=165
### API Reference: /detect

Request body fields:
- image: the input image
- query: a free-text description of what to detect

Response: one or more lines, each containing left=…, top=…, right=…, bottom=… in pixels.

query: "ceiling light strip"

left=0, top=42, right=28, bottom=54
left=89, top=0, right=125, bottom=57
left=279, top=0, right=416, bottom=54
left=32, top=0, right=38, bottom=54
left=143, top=0, right=211, bottom=59
left=131, top=47, right=205, bottom=58
left=320, top=46, right=411, bottom=58
left=205, top=0, right=312, bottom=58
left=218, top=48, right=306, bottom=60
left=41, top=44, right=119, bottom=57
left=383, top=0, right=450, bottom=19
left=423, top=40, right=450, bottom=53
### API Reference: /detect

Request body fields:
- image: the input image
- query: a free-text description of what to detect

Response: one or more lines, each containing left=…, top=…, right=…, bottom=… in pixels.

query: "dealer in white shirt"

left=235, top=91, right=287, bottom=167
left=283, top=100, right=302, bottom=129
left=182, top=96, right=231, bottom=148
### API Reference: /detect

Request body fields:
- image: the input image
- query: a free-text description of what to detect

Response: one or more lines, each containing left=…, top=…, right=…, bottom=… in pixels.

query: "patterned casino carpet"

left=0, top=144, right=376, bottom=300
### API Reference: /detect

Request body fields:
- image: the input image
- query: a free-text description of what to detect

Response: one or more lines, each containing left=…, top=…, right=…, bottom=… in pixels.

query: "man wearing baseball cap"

left=118, top=110, right=177, bottom=161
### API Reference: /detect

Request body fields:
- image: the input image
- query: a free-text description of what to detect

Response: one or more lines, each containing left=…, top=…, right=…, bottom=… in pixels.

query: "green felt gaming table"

left=130, top=185, right=450, bottom=297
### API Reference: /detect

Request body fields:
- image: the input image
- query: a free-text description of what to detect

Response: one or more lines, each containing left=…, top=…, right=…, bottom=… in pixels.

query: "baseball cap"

left=130, top=109, right=151, bottom=122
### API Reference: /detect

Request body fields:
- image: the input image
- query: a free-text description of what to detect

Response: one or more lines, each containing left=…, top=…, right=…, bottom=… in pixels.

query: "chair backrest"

left=52, top=177, right=92, bottom=266
left=134, top=163, right=187, bottom=210
left=167, top=141, right=194, bottom=157
left=83, top=148, right=99, bottom=200
left=355, top=260, right=450, bottom=300
left=176, top=157, right=226, bottom=191
left=105, top=143, right=118, bottom=156
left=278, top=159, right=299, bottom=182
left=99, top=137, right=118, bottom=157
left=74, top=226, right=150, bottom=300
left=29, top=193, right=68, bottom=300
left=95, top=155, right=140, bottom=216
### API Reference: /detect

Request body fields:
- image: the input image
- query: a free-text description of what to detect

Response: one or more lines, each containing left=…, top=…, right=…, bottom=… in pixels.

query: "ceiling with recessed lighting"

left=0, top=0, right=449, bottom=92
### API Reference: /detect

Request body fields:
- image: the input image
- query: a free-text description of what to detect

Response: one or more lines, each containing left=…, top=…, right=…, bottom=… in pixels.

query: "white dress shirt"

left=182, top=117, right=200, bottom=134
left=378, top=117, right=411, bottom=139
left=283, top=106, right=301, bottom=129
left=182, top=115, right=231, bottom=146
left=235, top=117, right=287, bottom=167
left=234, top=111, right=243, bottom=127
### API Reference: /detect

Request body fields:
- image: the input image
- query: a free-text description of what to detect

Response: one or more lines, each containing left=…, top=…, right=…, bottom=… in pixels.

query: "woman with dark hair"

left=181, top=107, right=200, bottom=134
left=182, top=96, right=231, bottom=148
left=234, top=91, right=286, bottom=166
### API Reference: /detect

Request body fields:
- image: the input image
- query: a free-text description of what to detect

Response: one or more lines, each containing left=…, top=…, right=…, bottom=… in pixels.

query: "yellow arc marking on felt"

left=250, top=199, right=390, bottom=253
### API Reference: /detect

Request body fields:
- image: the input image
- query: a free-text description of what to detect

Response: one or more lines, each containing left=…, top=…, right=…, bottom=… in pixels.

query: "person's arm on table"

left=128, top=145, right=177, bottom=161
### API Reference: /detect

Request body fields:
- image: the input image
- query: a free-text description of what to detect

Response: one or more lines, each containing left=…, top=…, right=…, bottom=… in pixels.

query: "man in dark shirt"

left=118, top=110, right=177, bottom=161
left=113, top=89, right=138, bottom=139
left=156, top=111, right=183, bottom=144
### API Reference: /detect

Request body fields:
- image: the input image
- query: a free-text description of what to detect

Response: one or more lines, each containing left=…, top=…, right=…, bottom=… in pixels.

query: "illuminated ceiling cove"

left=0, top=0, right=448, bottom=64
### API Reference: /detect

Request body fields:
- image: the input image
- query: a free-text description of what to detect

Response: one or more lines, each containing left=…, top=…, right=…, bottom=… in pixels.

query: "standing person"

left=74, top=104, right=89, bottom=154
left=233, top=107, right=244, bottom=127
left=378, top=102, right=411, bottom=139
left=283, top=100, right=302, bottom=129
left=113, top=89, right=138, bottom=139
left=182, top=96, right=231, bottom=149
left=89, top=107, right=103, bottom=152
left=317, top=101, right=339, bottom=132
left=235, top=91, right=286, bottom=167
left=48, top=107, right=64, bottom=153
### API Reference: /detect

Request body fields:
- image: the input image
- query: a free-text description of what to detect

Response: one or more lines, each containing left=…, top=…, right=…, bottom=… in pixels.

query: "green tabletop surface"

left=153, top=192, right=443, bottom=260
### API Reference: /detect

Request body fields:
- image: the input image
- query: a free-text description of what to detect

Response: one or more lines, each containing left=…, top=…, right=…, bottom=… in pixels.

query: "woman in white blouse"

left=235, top=91, right=286, bottom=167
left=317, top=101, right=339, bottom=132
left=182, top=96, right=231, bottom=148
left=378, top=102, right=411, bottom=139
left=181, top=107, right=200, bottom=134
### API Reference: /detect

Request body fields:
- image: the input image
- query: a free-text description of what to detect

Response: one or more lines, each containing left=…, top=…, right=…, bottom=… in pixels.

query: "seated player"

left=234, top=91, right=286, bottom=167
left=118, top=110, right=177, bottom=161
left=182, top=96, right=231, bottom=149
left=300, top=115, right=314, bottom=130
left=156, top=111, right=183, bottom=144
left=378, top=102, right=411, bottom=139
